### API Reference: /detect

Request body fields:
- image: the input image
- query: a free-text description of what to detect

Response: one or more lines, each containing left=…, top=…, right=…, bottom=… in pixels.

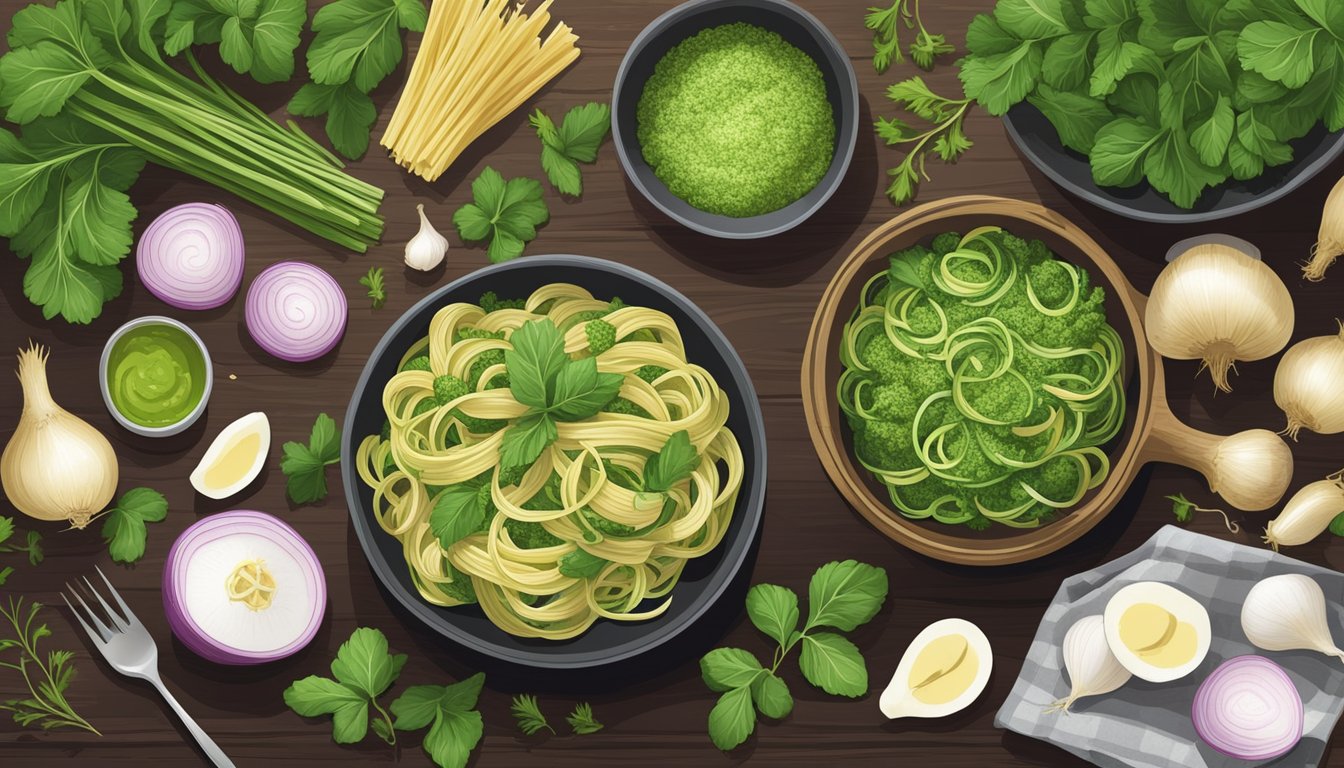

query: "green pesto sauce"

left=106, top=323, right=206, bottom=427
left=636, top=22, right=836, bottom=218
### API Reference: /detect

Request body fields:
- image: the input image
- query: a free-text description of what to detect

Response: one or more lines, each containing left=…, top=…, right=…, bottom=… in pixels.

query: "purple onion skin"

left=1192, top=655, right=1303, bottom=762
left=137, top=203, right=245, bottom=311
left=245, top=261, right=347, bottom=362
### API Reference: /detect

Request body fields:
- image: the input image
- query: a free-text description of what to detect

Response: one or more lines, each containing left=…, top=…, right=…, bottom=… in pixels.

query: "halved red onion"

left=137, top=203, right=245, bottom=310
left=163, top=510, right=326, bottom=665
left=245, top=261, right=347, bottom=362
left=1192, top=655, right=1303, bottom=761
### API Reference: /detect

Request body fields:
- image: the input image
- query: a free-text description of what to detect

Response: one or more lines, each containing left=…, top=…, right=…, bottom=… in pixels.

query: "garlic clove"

left=405, top=203, right=448, bottom=271
left=1241, top=574, right=1344, bottom=662
left=1264, top=478, right=1344, bottom=550
left=1048, top=614, right=1130, bottom=714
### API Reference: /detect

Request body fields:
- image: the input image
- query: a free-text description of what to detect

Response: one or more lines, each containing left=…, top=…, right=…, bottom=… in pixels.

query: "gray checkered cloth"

left=994, top=525, right=1344, bottom=768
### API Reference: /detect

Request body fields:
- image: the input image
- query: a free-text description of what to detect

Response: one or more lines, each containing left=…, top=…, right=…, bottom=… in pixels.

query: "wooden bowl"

left=802, top=196, right=1288, bottom=565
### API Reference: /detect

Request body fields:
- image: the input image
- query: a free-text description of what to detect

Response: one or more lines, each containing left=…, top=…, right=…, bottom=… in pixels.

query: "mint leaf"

left=798, top=632, right=868, bottom=698
left=429, top=486, right=490, bottom=548
left=100, top=487, right=168, bottom=563
left=707, top=685, right=754, bottom=751
left=644, top=430, right=700, bottom=492
left=548, top=357, right=623, bottom=421
left=556, top=102, right=611, bottom=163
left=805, top=560, right=889, bottom=632
left=506, top=319, right=568, bottom=410
left=750, top=672, right=793, bottom=720
left=452, top=167, right=549, bottom=263
left=499, top=413, right=557, bottom=470
left=700, top=648, right=764, bottom=692
left=745, top=584, right=799, bottom=647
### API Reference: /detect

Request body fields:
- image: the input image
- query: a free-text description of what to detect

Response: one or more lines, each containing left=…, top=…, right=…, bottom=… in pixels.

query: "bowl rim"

left=340, top=254, right=768, bottom=669
left=98, top=314, right=213, bottom=438
left=1003, top=102, right=1344, bottom=224
left=611, top=0, right=860, bottom=239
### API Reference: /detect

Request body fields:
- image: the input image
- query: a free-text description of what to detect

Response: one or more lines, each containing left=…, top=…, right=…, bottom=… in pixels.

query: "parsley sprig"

left=0, top=597, right=98, bottom=734
left=875, top=77, right=972, bottom=205
left=453, top=167, right=550, bottom=263
left=99, top=487, right=168, bottom=564
left=1167, top=492, right=1239, bottom=534
left=865, top=0, right=954, bottom=74
left=0, top=517, right=42, bottom=586
left=358, top=266, right=387, bottom=309
left=701, top=560, right=888, bottom=751
left=530, top=103, right=612, bottom=196
left=281, top=413, right=341, bottom=504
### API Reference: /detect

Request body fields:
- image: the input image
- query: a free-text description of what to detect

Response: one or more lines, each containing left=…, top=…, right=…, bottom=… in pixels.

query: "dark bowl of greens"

left=341, top=255, right=767, bottom=669
left=611, top=0, right=859, bottom=239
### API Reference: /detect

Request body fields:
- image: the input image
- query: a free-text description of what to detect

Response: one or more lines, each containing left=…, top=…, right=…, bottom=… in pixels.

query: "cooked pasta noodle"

left=382, top=0, right=582, bottom=181
left=356, top=286, right=744, bottom=639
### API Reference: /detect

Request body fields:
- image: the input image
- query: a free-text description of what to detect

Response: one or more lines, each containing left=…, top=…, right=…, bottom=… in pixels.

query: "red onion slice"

left=1192, top=655, right=1303, bottom=761
left=137, top=203, right=245, bottom=310
left=163, top=510, right=326, bottom=665
left=245, top=261, right=347, bottom=362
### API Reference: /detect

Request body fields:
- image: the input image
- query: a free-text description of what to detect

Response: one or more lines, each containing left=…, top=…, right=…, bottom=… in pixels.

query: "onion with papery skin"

left=1208, top=429, right=1294, bottom=512
left=1275, top=323, right=1344, bottom=439
left=163, top=509, right=326, bottom=665
left=245, top=261, right=347, bottom=362
left=1307, top=174, right=1344, bottom=281
left=1192, top=655, right=1302, bottom=762
left=1, top=344, right=118, bottom=529
left=1145, top=242, right=1294, bottom=393
left=1241, top=574, right=1344, bottom=662
left=137, top=203, right=245, bottom=310
left=1264, top=475, right=1344, bottom=550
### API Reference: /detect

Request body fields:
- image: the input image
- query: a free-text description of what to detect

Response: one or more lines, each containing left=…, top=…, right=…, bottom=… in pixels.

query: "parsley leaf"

left=164, top=0, right=307, bottom=84
left=866, top=0, right=953, bottom=74
left=531, top=103, right=611, bottom=196
left=391, top=673, right=485, bottom=768
left=284, top=627, right=407, bottom=745
left=358, top=266, right=386, bottom=308
left=644, top=430, right=700, bottom=493
left=452, top=167, right=549, bottom=263
left=281, top=413, right=341, bottom=504
left=506, top=319, right=569, bottom=410
left=875, top=77, right=973, bottom=205
left=100, top=487, right=168, bottom=563
left=510, top=693, right=553, bottom=735
left=1167, top=493, right=1195, bottom=523
left=306, top=0, right=427, bottom=92
left=288, top=81, right=377, bottom=159
left=566, top=702, right=603, bottom=734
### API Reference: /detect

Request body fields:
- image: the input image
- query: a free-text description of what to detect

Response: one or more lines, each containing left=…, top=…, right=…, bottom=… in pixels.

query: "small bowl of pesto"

left=612, top=0, right=858, bottom=239
left=100, top=316, right=213, bottom=437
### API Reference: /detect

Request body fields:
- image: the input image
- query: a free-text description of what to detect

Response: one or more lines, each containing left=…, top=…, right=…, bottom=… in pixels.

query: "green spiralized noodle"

left=837, top=227, right=1126, bottom=529
left=356, top=285, right=744, bottom=640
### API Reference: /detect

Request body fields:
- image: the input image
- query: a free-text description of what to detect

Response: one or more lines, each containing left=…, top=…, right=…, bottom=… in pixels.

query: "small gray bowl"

left=612, top=0, right=859, bottom=239
left=99, top=315, right=213, bottom=437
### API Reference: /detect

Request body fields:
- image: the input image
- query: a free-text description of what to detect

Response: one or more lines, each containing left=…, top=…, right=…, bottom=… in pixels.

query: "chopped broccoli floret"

left=479, top=292, right=526, bottom=313
left=585, top=319, right=617, bottom=355
left=505, top=519, right=564, bottom=549
left=635, top=365, right=668, bottom=384
left=441, top=562, right=478, bottom=604
left=581, top=507, right=636, bottom=537
left=603, top=397, right=650, bottom=419
left=433, top=374, right=505, bottom=434
left=401, top=355, right=431, bottom=372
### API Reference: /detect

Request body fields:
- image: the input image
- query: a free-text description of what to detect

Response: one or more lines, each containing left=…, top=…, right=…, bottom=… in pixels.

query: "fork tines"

left=62, top=565, right=137, bottom=644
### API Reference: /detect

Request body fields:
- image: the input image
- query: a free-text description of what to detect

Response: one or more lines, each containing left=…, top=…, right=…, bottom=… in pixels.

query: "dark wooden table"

left=4, top=0, right=1344, bottom=765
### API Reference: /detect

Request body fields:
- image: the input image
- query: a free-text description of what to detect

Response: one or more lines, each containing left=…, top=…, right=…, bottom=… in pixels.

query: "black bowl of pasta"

left=341, top=255, right=766, bottom=670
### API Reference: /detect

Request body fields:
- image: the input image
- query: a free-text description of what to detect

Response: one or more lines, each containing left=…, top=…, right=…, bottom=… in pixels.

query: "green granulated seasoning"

left=636, top=22, right=836, bottom=218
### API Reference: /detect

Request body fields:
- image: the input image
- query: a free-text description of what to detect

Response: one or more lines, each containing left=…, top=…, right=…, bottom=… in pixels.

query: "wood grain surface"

left=3, top=0, right=1344, bottom=766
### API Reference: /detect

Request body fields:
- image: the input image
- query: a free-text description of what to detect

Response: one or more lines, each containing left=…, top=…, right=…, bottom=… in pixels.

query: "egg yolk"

left=909, top=633, right=979, bottom=705
left=1118, top=602, right=1197, bottom=668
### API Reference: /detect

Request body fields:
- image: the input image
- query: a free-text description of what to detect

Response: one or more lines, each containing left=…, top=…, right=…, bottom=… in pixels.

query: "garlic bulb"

left=404, top=204, right=448, bottom=271
left=1208, top=429, right=1294, bottom=512
left=1, top=343, right=118, bottom=528
left=1264, top=476, right=1344, bottom=550
left=1241, top=574, right=1344, bottom=662
left=1275, top=323, right=1344, bottom=439
left=1145, top=241, right=1294, bottom=393
left=1047, top=614, right=1130, bottom=714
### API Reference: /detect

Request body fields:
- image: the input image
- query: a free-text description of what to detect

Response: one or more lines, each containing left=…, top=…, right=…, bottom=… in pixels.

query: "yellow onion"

left=1274, top=323, right=1344, bottom=439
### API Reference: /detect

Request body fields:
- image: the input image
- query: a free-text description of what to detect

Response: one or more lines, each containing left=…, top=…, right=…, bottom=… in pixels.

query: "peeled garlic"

left=404, top=203, right=448, bottom=271
left=1264, top=475, right=1344, bottom=550
left=1242, top=574, right=1344, bottom=662
left=1047, top=614, right=1130, bottom=714
left=1145, top=241, right=1294, bottom=393
left=1275, top=323, right=1344, bottom=439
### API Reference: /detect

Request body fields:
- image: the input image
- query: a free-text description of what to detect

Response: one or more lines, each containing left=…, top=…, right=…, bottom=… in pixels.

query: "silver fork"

left=64, top=566, right=236, bottom=768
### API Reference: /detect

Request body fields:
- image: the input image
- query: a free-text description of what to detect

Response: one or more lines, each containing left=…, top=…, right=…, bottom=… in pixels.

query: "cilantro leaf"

left=805, top=560, right=888, bottom=632
left=100, top=487, right=168, bottom=563
left=1237, top=20, right=1321, bottom=89
left=1167, top=493, right=1195, bottom=523
left=644, top=430, right=700, bottom=492
left=707, top=685, right=755, bottom=751
left=958, top=42, right=1044, bottom=115
left=745, top=584, right=800, bottom=647
left=287, top=81, right=377, bottom=159
left=358, top=265, right=386, bottom=308
left=798, top=632, right=868, bottom=698
left=452, top=167, right=549, bottom=263
left=1143, top=126, right=1226, bottom=208
left=1189, top=95, right=1235, bottom=166
left=429, top=486, right=490, bottom=549
left=1090, top=117, right=1161, bottom=188
left=499, top=413, right=557, bottom=470
left=876, top=76, right=973, bottom=205
left=164, top=0, right=306, bottom=84
left=1027, top=84, right=1114, bottom=154
left=307, top=0, right=427, bottom=92
left=391, top=673, right=485, bottom=768
left=281, top=413, right=341, bottom=504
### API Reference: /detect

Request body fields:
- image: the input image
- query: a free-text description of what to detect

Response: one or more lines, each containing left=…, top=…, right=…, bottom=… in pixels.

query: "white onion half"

left=163, top=510, right=326, bottom=665
left=137, top=203, right=245, bottom=310
left=245, top=261, right=347, bottom=362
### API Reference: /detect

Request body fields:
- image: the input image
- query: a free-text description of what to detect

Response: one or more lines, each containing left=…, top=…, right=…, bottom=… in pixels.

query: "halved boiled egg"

left=880, top=618, right=993, bottom=719
left=190, top=412, right=270, bottom=499
left=1103, top=581, right=1210, bottom=683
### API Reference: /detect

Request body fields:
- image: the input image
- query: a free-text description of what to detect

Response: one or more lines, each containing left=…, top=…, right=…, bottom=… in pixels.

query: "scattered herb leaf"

left=530, top=103, right=611, bottom=196
left=511, top=693, right=554, bottom=735
left=100, top=487, right=168, bottom=563
left=0, top=596, right=98, bottom=734
left=164, top=0, right=307, bottom=84
left=390, top=673, right=486, bottom=768
left=866, top=0, right=954, bottom=74
left=281, top=413, right=341, bottom=504
left=875, top=77, right=973, bottom=205
left=1167, top=492, right=1240, bottom=533
left=284, top=627, right=407, bottom=745
left=358, top=266, right=386, bottom=308
left=566, top=702, right=603, bottom=734
left=452, top=167, right=549, bottom=263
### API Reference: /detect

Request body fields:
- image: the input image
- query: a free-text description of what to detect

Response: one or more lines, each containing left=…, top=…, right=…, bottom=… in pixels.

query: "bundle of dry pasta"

left=382, top=0, right=581, bottom=181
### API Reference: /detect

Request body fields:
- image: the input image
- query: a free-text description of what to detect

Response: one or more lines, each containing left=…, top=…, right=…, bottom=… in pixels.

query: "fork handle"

left=149, top=677, right=237, bottom=768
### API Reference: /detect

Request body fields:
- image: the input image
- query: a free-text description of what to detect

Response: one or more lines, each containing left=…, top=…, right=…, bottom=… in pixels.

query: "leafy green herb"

left=281, top=413, right=341, bottom=504
left=0, top=517, right=43, bottom=585
left=0, top=596, right=98, bottom=734
left=566, top=702, right=603, bottom=734
left=875, top=77, right=973, bottom=205
left=1330, top=511, right=1344, bottom=537
left=453, top=167, right=550, bottom=263
left=1167, top=492, right=1240, bottom=533
left=700, top=560, right=887, bottom=751
left=390, top=673, right=485, bottom=768
left=644, top=430, right=700, bottom=493
left=530, top=103, right=611, bottom=196
left=358, top=266, right=386, bottom=308
left=165, top=0, right=307, bottom=84
left=497, top=320, right=622, bottom=469
left=511, top=693, right=554, bottom=735
left=557, top=548, right=608, bottom=579
left=284, top=627, right=407, bottom=745
left=866, top=0, right=954, bottom=73
left=429, top=485, right=491, bottom=549
left=288, top=0, right=427, bottom=158
left=99, top=487, right=168, bottom=563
